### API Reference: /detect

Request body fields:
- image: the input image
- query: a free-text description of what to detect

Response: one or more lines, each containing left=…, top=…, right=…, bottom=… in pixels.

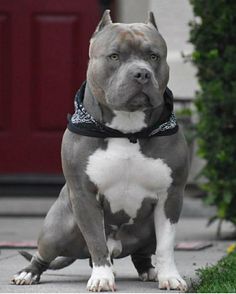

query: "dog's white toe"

left=11, top=271, right=39, bottom=285
left=158, top=275, right=187, bottom=292
left=87, top=264, right=116, bottom=292
left=139, top=268, right=157, bottom=282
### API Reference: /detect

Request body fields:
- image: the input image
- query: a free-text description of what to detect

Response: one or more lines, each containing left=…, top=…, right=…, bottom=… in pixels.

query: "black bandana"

left=67, top=81, right=178, bottom=143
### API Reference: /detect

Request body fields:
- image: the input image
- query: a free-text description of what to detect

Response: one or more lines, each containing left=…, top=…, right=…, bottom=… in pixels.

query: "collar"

left=67, top=81, right=178, bottom=143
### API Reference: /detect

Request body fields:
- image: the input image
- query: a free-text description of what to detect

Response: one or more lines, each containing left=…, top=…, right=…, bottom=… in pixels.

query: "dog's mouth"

left=127, top=93, right=152, bottom=111
left=109, top=92, right=152, bottom=112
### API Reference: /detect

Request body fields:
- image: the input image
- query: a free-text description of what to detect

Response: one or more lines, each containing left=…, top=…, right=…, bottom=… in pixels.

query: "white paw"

left=139, top=268, right=157, bottom=282
left=158, top=274, right=187, bottom=292
left=11, top=271, right=39, bottom=285
left=87, top=264, right=116, bottom=292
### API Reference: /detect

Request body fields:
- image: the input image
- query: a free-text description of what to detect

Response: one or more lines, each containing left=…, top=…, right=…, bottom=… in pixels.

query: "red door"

left=0, top=0, right=100, bottom=174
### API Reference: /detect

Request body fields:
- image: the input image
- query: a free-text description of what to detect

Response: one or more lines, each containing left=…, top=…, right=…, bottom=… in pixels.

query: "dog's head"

left=87, top=10, right=169, bottom=112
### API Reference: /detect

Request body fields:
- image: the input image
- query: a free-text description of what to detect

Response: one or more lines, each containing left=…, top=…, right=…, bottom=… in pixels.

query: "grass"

left=192, top=251, right=236, bottom=293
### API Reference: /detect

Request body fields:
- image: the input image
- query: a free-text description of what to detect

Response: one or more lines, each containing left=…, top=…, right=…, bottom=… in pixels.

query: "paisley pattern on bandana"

left=71, top=99, right=97, bottom=125
left=149, top=113, right=177, bottom=136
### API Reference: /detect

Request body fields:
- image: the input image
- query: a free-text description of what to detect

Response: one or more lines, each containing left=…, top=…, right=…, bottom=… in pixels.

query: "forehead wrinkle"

left=117, top=29, right=145, bottom=52
left=132, top=29, right=145, bottom=38
left=128, top=24, right=168, bottom=54
left=118, top=30, right=133, bottom=42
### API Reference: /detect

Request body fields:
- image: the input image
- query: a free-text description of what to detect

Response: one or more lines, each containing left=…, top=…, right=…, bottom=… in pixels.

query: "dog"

left=11, top=10, right=189, bottom=292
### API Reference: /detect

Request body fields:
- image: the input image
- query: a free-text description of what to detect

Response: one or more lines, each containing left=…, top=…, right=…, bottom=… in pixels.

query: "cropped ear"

left=147, top=11, right=158, bottom=30
left=94, top=10, right=112, bottom=34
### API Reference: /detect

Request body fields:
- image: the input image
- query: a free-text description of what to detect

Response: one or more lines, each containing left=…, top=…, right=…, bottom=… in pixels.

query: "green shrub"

left=189, top=0, right=236, bottom=231
left=192, top=251, right=236, bottom=293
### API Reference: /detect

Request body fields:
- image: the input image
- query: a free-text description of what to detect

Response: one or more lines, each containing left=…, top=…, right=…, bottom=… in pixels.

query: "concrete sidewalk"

left=0, top=216, right=235, bottom=293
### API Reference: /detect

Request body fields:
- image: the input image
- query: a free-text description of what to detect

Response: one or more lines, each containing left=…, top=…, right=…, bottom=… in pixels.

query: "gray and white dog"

left=12, top=10, right=189, bottom=292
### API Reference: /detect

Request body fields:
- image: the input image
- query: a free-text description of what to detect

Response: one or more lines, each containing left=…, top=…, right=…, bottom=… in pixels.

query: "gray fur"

left=19, top=251, right=76, bottom=270
left=12, top=10, right=189, bottom=289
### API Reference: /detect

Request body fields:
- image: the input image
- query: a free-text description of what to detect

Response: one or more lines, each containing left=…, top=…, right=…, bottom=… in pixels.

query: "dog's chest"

left=86, top=138, right=172, bottom=219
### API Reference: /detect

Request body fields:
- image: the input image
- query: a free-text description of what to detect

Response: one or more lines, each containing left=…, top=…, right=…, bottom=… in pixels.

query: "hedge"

left=189, top=0, right=236, bottom=233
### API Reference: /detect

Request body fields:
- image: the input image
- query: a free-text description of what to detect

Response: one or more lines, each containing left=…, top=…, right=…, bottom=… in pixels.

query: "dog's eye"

left=110, top=54, right=119, bottom=61
left=150, top=54, right=159, bottom=61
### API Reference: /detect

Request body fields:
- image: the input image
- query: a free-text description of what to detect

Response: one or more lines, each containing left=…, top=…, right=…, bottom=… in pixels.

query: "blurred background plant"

left=188, top=0, right=236, bottom=236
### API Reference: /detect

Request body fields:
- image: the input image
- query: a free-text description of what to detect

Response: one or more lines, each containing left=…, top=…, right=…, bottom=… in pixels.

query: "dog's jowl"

left=11, top=10, right=189, bottom=292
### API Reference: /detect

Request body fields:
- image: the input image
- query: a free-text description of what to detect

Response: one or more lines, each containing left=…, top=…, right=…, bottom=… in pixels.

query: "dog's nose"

left=133, top=68, right=151, bottom=84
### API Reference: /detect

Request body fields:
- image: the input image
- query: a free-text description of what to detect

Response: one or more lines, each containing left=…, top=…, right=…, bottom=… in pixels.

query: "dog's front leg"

left=69, top=188, right=115, bottom=292
left=154, top=188, right=187, bottom=292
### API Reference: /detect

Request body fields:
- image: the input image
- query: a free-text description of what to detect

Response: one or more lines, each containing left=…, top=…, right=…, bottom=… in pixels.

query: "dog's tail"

left=19, top=251, right=76, bottom=270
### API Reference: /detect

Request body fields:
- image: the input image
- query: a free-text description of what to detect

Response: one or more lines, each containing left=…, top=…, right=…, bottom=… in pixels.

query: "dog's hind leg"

left=11, top=252, right=50, bottom=285
left=11, top=221, right=63, bottom=285
left=19, top=251, right=76, bottom=270
left=11, top=215, right=63, bottom=285
left=131, top=240, right=157, bottom=282
left=11, top=185, right=83, bottom=285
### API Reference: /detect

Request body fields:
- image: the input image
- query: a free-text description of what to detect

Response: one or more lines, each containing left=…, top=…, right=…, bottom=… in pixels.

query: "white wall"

left=116, top=0, right=149, bottom=23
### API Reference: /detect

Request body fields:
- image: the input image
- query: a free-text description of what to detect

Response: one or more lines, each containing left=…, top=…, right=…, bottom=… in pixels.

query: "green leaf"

left=207, top=49, right=219, bottom=59
left=223, top=191, right=233, bottom=204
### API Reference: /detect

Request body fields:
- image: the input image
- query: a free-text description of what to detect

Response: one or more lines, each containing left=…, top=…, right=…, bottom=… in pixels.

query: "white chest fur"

left=86, top=111, right=173, bottom=219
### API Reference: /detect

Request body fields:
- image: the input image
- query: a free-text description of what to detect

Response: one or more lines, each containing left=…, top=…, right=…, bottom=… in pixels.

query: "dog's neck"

left=83, top=83, right=165, bottom=132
